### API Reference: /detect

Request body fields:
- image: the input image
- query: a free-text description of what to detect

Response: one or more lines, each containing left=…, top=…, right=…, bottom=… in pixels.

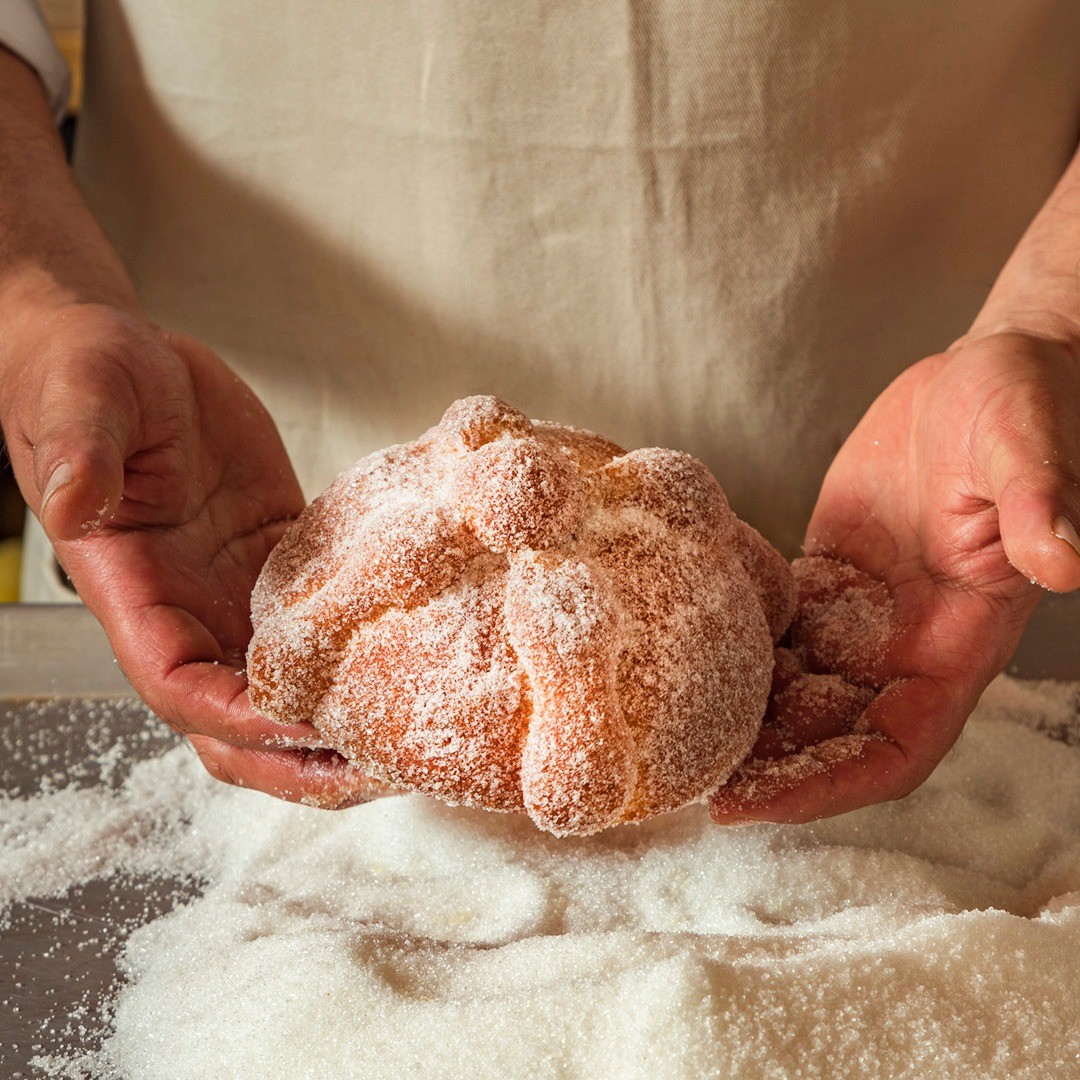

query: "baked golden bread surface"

left=248, top=396, right=794, bottom=835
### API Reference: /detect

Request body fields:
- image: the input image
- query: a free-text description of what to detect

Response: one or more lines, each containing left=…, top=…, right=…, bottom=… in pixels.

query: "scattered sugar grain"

left=6, top=679, right=1080, bottom=1079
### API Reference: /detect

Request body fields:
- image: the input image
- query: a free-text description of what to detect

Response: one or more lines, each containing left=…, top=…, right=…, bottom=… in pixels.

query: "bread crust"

left=248, top=396, right=794, bottom=835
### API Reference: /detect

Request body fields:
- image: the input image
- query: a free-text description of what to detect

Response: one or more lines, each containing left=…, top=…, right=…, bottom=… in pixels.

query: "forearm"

left=0, top=47, right=138, bottom=330
left=971, top=138, right=1080, bottom=343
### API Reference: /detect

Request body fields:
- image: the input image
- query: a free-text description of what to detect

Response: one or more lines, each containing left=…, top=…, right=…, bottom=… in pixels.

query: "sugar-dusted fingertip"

left=189, top=736, right=395, bottom=808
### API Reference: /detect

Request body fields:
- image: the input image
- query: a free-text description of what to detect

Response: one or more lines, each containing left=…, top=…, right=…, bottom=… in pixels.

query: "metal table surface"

left=1, top=595, right=1079, bottom=1076
left=1, top=607, right=178, bottom=1076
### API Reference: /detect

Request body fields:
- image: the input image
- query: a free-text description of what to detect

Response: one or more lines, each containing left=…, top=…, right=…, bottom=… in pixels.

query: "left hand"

left=1, top=300, right=375, bottom=806
left=712, top=326, right=1080, bottom=823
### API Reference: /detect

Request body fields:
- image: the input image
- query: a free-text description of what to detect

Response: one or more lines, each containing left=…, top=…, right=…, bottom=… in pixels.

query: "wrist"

left=0, top=49, right=141, bottom=363
left=0, top=265, right=142, bottom=395
left=960, top=307, right=1080, bottom=353
left=968, top=144, right=1080, bottom=350
left=0, top=257, right=139, bottom=321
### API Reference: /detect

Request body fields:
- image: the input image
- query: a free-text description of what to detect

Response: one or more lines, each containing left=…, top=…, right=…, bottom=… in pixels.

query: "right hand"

left=711, top=327, right=1080, bottom=825
left=0, top=293, right=379, bottom=807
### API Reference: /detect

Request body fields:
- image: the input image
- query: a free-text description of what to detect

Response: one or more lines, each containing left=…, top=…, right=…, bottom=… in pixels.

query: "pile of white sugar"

left=7, top=677, right=1080, bottom=1079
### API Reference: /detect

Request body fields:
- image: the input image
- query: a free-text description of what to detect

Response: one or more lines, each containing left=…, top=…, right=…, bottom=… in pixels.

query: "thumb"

left=33, top=382, right=137, bottom=543
left=986, top=451, right=1080, bottom=594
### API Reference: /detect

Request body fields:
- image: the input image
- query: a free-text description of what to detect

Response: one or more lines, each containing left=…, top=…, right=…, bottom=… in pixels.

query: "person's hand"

left=0, top=297, right=377, bottom=806
left=0, top=50, right=376, bottom=805
left=711, top=326, right=1080, bottom=824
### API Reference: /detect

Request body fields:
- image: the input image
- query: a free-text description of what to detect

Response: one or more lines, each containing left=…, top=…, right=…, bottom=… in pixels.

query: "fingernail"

left=41, top=462, right=73, bottom=516
left=1053, top=515, right=1080, bottom=557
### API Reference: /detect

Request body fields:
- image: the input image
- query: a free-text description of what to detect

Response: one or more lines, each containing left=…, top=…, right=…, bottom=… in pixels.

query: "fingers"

left=146, top=651, right=327, bottom=751
left=711, top=678, right=956, bottom=824
left=992, top=467, right=1080, bottom=593
left=968, top=340, right=1080, bottom=594
left=712, top=553, right=969, bottom=825
left=119, top=612, right=388, bottom=806
left=188, top=735, right=394, bottom=808
left=158, top=661, right=327, bottom=750
left=2, top=306, right=202, bottom=539
left=32, top=370, right=138, bottom=541
left=98, top=602, right=321, bottom=750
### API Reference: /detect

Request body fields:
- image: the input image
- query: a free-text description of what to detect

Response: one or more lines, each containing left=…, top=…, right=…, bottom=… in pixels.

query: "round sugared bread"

left=247, top=396, right=794, bottom=835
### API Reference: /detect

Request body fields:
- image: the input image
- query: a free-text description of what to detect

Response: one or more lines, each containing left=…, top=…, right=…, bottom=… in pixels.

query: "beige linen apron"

left=23, top=0, right=1080, bottom=599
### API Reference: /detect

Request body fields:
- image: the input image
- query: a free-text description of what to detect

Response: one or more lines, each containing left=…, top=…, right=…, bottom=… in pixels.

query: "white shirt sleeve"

left=0, top=0, right=72, bottom=122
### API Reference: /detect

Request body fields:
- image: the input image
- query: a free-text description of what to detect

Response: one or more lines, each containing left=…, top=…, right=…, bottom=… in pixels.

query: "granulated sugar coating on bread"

left=248, top=396, right=794, bottom=835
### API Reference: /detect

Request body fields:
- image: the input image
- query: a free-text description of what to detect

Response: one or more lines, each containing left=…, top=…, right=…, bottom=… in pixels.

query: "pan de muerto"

left=247, top=397, right=794, bottom=835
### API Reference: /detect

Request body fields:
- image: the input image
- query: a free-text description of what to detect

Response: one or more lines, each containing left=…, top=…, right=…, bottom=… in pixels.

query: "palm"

left=715, top=332, right=1080, bottom=822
